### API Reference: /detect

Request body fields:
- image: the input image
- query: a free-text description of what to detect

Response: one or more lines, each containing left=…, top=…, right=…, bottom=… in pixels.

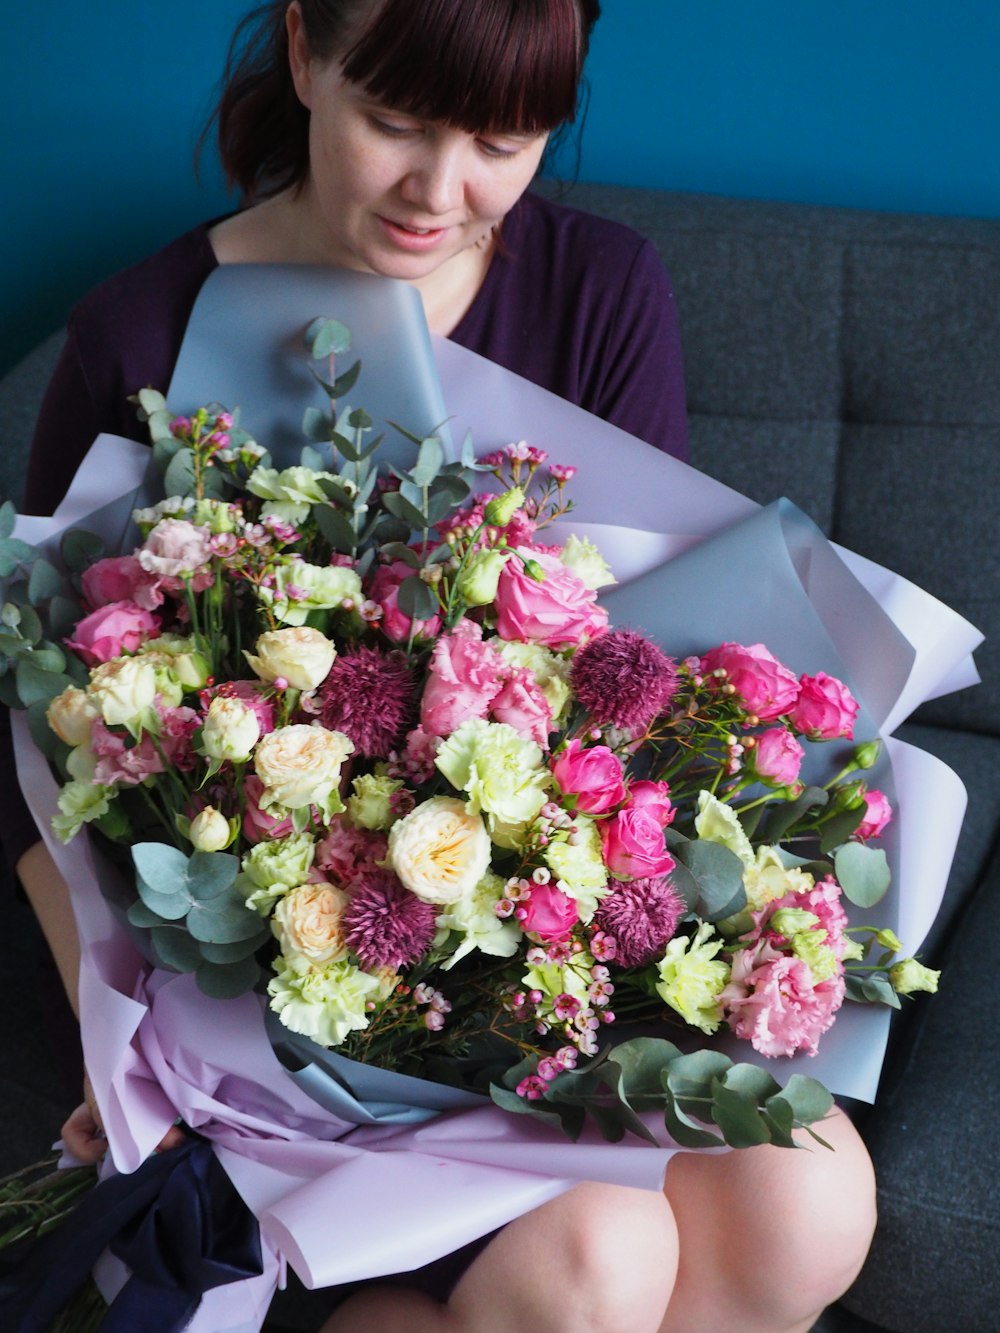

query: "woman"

left=15, top=3, right=876, bottom=1330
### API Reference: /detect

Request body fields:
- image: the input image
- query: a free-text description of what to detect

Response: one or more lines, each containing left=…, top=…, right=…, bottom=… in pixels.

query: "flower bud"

left=853, top=740, right=882, bottom=770
left=889, top=958, right=940, bottom=996
left=483, top=486, right=525, bottom=527
left=189, top=806, right=232, bottom=852
left=457, top=548, right=510, bottom=606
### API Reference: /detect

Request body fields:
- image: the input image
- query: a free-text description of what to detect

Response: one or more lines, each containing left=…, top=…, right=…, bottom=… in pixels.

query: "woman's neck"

left=207, top=190, right=495, bottom=337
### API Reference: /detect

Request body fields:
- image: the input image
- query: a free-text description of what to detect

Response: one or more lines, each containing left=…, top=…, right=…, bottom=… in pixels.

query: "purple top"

left=7, top=190, right=688, bottom=871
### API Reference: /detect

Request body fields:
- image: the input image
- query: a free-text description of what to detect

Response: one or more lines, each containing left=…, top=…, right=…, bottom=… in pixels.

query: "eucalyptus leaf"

left=0, top=673, right=21, bottom=708
left=611, top=1037, right=684, bottom=1110
left=378, top=542, right=423, bottom=568
left=306, top=316, right=352, bottom=359
left=61, top=530, right=105, bottom=573
left=313, top=505, right=359, bottom=553
left=347, top=407, right=372, bottom=431
left=47, top=595, right=83, bottom=642
left=710, top=1081, right=772, bottom=1148
left=329, top=360, right=362, bottom=399
left=13, top=603, right=42, bottom=644
left=665, top=1048, right=733, bottom=1101
left=152, top=437, right=184, bottom=469
left=399, top=479, right=425, bottom=509
left=661, top=1098, right=724, bottom=1149
left=410, top=437, right=445, bottom=486
left=0, top=500, right=15, bottom=540
left=396, top=575, right=437, bottom=621
left=187, top=892, right=268, bottom=944
left=303, top=408, right=334, bottom=444
left=426, top=489, right=459, bottom=526
left=718, top=1062, right=783, bottom=1101
left=186, top=851, right=240, bottom=901
left=132, top=843, right=193, bottom=919
left=383, top=491, right=429, bottom=531
left=834, top=841, right=891, bottom=907
left=26, top=700, right=61, bottom=758
left=844, top=972, right=900, bottom=1008
left=199, top=937, right=265, bottom=964
left=28, top=646, right=66, bottom=674
left=15, top=661, right=74, bottom=708
left=149, top=925, right=204, bottom=973
left=761, top=785, right=829, bottom=843
left=673, top=839, right=746, bottom=920
left=490, top=1083, right=580, bottom=1137
left=299, top=444, right=328, bottom=473
left=127, top=900, right=166, bottom=929
left=778, top=1074, right=835, bottom=1124
left=196, top=956, right=263, bottom=999
left=818, top=805, right=866, bottom=854
left=163, top=448, right=197, bottom=497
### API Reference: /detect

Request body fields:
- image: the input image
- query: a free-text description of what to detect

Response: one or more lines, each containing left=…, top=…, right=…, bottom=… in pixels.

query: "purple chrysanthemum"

left=594, top=875, right=686, bottom=967
left=570, top=629, right=678, bottom=732
left=317, top=645, right=415, bottom=757
left=342, top=869, right=438, bottom=970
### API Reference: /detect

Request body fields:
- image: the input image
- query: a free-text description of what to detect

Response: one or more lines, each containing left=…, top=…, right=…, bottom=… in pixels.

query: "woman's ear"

left=286, top=1, right=314, bottom=110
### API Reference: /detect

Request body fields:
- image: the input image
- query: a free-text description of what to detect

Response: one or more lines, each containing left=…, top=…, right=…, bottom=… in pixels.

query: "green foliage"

left=671, top=838, right=747, bottom=921
left=490, top=1037, right=834, bottom=1151
left=834, top=841, right=891, bottom=907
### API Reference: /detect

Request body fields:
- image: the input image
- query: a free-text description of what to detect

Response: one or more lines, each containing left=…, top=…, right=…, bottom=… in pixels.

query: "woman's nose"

left=400, top=144, right=466, bottom=216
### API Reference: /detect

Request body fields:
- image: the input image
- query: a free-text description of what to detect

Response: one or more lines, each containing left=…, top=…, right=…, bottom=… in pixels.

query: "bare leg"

left=659, top=1106, right=877, bottom=1332
left=321, top=1181, right=678, bottom=1333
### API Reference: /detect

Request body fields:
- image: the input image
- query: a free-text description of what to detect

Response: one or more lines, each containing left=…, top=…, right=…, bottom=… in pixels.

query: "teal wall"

left=3, top=1, right=998, bottom=376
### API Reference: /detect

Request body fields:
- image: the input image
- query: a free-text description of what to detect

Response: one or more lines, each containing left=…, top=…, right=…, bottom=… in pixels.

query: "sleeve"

left=594, top=239, right=689, bottom=462
left=24, top=315, right=103, bottom=516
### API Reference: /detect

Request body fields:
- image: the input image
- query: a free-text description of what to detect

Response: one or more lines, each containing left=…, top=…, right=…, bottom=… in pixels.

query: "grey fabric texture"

left=3, top=187, right=999, bottom=1332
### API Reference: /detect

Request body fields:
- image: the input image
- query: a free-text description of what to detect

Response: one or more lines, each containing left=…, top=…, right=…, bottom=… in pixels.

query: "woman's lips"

left=377, top=216, right=452, bottom=251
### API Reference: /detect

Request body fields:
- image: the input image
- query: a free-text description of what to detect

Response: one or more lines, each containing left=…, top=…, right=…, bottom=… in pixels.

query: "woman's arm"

left=17, top=841, right=80, bottom=1018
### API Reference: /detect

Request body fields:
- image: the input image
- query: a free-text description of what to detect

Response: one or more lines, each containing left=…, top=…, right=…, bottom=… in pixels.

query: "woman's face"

left=288, top=10, right=549, bottom=284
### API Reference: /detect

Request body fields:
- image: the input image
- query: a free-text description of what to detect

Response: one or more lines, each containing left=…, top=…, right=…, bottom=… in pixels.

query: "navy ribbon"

left=0, top=1137, right=263, bottom=1333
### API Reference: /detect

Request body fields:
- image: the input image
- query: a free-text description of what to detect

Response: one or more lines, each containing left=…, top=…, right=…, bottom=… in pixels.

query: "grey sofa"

left=2, top=183, right=998, bottom=1333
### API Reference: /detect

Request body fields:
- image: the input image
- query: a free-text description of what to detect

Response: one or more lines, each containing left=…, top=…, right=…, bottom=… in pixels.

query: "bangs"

left=341, top=0, right=587, bottom=134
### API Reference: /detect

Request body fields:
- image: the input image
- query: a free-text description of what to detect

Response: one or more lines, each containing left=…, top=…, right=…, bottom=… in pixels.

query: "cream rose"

left=244, top=626, right=336, bottom=691
left=87, top=657, right=158, bottom=726
left=47, top=685, right=100, bottom=747
left=273, top=882, right=350, bottom=964
left=254, top=724, right=354, bottom=811
left=189, top=806, right=232, bottom=853
left=202, top=696, right=261, bottom=762
left=388, top=796, right=491, bottom=905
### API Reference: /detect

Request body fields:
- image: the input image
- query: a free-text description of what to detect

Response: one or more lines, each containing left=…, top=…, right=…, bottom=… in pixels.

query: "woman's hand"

left=62, top=1072, right=186, bottom=1162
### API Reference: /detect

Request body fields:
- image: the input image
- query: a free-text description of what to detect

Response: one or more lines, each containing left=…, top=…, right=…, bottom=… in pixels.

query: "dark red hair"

left=210, top=0, right=601, bottom=201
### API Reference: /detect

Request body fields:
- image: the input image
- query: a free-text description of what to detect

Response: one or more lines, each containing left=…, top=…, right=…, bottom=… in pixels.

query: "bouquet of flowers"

left=0, top=317, right=939, bottom=1162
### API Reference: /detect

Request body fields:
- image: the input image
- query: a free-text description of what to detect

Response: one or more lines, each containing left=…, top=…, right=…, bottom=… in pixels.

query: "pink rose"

left=789, top=672, right=860, bottom=740
left=856, top=789, right=892, bottom=841
left=241, top=774, right=296, bottom=843
left=551, top=739, right=625, bottom=815
left=493, top=549, right=607, bottom=649
left=601, top=806, right=675, bottom=880
left=700, top=642, right=799, bottom=721
left=520, top=882, right=579, bottom=942
left=369, top=560, right=442, bottom=644
left=624, top=780, right=674, bottom=827
left=65, top=600, right=160, bottom=666
left=490, top=667, right=553, bottom=749
left=751, top=727, right=804, bottom=787
left=158, top=705, right=201, bottom=772
left=82, top=555, right=162, bottom=611
left=420, top=621, right=503, bottom=737
left=722, top=941, right=844, bottom=1058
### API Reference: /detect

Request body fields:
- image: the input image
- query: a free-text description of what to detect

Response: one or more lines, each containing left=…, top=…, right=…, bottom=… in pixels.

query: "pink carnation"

left=138, top=519, right=215, bottom=588
left=493, top=549, right=607, bottom=649
left=342, top=869, right=437, bottom=969
left=594, top=875, right=686, bottom=966
left=65, top=600, right=160, bottom=666
left=700, top=642, right=799, bottom=721
left=550, top=739, right=625, bottom=815
left=91, top=720, right=163, bottom=786
left=856, top=789, right=892, bottom=841
left=420, top=621, right=503, bottom=737
left=789, top=672, right=860, bottom=740
left=570, top=629, right=678, bottom=733
left=751, top=727, right=804, bottom=787
left=722, top=941, right=844, bottom=1057
left=520, top=883, right=580, bottom=943
left=313, top=817, right=389, bottom=891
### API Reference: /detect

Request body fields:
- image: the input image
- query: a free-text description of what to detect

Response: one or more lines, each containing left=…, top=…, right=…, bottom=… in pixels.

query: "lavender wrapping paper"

left=9, top=268, right=983, bottom=1327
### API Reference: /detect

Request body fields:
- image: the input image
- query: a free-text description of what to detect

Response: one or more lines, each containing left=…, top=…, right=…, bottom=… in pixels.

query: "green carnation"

left=267, top=954, right=380, bottom=1047
left=655, top=922, right=730, bottom=1034
left=436, top=870, right=520, bottom=967
left=347, top=772, right=404, bottom=831
left=51, top=781, right=113, bottom=843
left=543, top=816, right=609, bottom=920
left=436, top=718, right=549, bottom=825
left=258, top=559, right=363, bottom=626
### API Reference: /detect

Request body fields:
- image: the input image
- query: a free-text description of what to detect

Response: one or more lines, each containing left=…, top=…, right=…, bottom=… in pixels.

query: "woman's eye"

left=370, top=116, right=421, bottom=138
left=477, top=139, right=523, bottom=160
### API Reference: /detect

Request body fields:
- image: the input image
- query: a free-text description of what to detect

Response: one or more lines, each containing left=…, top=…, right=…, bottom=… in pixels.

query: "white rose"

left=254, top=724, right=354, bottom=811
left=47, top=685, right=100, bottom=747
left=273, top=882, right=350, bottom=963
left=388, top=796, right=491, bottom=905
left=244, top=626, right=336, bottom=691
left=88, top=657, right=158, bottom=726
left=202, top=696, right=261, bottom=762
